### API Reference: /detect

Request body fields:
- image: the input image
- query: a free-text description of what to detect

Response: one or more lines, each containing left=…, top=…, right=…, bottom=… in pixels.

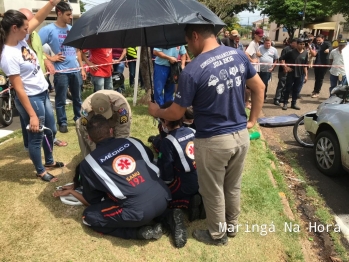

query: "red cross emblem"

left=186, top=141, right=195, bottom=160
left=112, top=155, right=136, bottom=175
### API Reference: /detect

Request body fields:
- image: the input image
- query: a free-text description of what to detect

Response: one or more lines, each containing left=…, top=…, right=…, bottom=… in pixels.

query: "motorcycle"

left=0, top=70, right=15, bottom=126
left=293, top=85, right=349, bottom=147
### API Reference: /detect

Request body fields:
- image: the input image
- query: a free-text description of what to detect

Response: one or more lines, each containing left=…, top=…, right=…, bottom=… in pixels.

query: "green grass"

left=0, top=89, right=307, bottom=261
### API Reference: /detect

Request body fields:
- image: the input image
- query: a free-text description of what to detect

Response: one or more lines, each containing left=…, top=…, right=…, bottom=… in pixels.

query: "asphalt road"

left=256, top=45, right=349, bottom=236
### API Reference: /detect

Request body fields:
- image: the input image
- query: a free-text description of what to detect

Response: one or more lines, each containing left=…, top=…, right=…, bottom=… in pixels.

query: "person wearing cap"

left=329, top=40, right=347, bottom=94
left=221, top=29, right=239, bottom=48
left=332, top=34, right=343, bottom=49
left=280, top=38, right=308, bottom=110
left=76, top=90, right=132, bottom=157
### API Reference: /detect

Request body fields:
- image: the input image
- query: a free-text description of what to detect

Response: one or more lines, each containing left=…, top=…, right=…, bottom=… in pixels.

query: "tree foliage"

left=259, top=0, right=334, bottom=39
left=199, top=0, right=259, bottom=24
left=317, top=0, right=349, bottom=21
left=79, top=0, right=86, bottom=14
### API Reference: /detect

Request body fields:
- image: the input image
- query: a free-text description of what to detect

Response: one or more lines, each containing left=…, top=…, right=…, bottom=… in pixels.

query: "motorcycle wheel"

left=293, top=115, right=314, bottom=148
left=0, top=97, right=13, bottom=126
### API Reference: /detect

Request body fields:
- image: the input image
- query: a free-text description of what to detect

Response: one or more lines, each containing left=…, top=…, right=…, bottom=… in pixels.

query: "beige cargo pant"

left=194, top=129, right=250, bottom=239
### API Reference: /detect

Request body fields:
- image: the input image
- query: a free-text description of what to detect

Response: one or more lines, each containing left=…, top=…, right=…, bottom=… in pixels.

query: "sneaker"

left=166, top=209, right=187, bottom=248
left=193, top=229, right=228, bottom=246
left=188, top=194, right=201, bottom=222
left=311, top=92, right=319, bottom=98
left=273, top=100, right=280, bottom=106
left=59, top=125, right=68, bottom=133
left=291, top=104, right=301, bottom=110
left=282, top=104, right=288, bottom=110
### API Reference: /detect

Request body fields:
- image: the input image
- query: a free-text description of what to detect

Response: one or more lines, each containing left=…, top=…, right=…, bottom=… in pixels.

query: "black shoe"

left=282, top=104, right=288, bottom=110
left=137, top=224, right=163, bottom=240
left=291, top=104, right=301, bottom=110
left=148, top=135, right=156, bottom=143
left=166, top=209, right=187, bottom=248
left=137, top=226, right=154, bottom=240
left=188, top=194, right=201, bottom=222
left=152, top=223, right=163, bottom=240
left=193, top=229, right=228, bottom=246
left=227, top=224, right=238, bottom=238
left=273, top=100, right=280, bottom=106
left=59, top=125, right=68, bottom=133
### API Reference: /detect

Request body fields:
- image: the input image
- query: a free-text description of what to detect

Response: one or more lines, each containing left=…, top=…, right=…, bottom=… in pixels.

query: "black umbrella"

left=63, top=0, right=225, bottom=49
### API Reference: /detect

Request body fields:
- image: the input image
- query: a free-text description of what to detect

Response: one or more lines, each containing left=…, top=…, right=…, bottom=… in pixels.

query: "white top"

left=42, top=43, right=54, bottom=56
left=329, top=48, right=346, bottom=76
left=246, top=40, right=260, bottom=72
left=0, top=40, right=48, bottom=96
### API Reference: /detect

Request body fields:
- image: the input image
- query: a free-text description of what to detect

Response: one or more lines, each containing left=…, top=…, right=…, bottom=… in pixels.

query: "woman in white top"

left=0, top=0, right=63, bottom=182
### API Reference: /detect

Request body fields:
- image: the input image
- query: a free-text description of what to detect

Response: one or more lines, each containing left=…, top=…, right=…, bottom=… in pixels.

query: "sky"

left=83, top=0, right=264, bottom=26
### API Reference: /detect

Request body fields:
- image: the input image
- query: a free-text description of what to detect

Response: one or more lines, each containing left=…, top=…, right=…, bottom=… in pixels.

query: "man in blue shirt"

left=153, top=46, right=187, bottom=106
left=149, top=24, right=264, bottom=245
left=39, top=1, right=86, bottom=133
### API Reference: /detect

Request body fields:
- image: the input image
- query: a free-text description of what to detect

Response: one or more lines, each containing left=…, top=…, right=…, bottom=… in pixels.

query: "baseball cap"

left=255, top=28, right=264, bottom=37
left=231, top=30, right=239, bottom=36
left=339, top=39, right=347, bottom=45
left=91, top=93, right=112, bottom=119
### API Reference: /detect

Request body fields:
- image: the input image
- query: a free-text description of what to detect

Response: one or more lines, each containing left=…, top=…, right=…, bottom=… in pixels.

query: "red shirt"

left=86, top=48, right=113, bottom=77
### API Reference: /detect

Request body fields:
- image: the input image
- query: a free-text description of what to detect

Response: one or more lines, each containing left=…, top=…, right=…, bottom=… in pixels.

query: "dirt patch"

left=261, top=127, right=341, bottom=262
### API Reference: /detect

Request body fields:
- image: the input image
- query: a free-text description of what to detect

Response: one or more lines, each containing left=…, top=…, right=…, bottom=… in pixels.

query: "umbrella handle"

left=151, top=94, right=155, bottom=103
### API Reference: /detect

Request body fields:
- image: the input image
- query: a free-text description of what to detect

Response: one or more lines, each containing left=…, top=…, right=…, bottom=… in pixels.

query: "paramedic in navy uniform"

left=79, top=115, right=171, bottom=240
left=148, top=24, right=264, bottom=245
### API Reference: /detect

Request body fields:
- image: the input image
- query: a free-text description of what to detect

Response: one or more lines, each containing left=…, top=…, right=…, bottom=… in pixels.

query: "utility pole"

left=300, top=0, right=308, bottom=36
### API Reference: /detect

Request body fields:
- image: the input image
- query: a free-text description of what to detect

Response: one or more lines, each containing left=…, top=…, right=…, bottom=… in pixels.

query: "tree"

left=259, top=0, right=334, bottom=39
left=317, top=0, right=349, bottom=21
left=79, top=0, right=86, bottom=14
left=198, top=0, right=259, bottom=25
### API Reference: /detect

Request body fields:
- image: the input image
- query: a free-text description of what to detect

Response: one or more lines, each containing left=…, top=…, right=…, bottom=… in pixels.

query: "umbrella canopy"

left=63, top=0, right=225, bottom=49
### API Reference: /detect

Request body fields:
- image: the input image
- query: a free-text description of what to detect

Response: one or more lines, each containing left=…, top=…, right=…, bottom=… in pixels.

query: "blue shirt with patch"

left=39, top=23, right=79, bottom=73
left=174, top=45, right=256, bottom=138
left=154, top=46, right=186, bottom=67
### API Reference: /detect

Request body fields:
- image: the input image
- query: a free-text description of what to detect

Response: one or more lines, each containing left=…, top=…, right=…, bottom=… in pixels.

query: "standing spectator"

left=233, top=34, right=244, bottom=51
left=19, top=8, right=67, bottom=148
left=221, top=29, right=239, bottom=47
left=224, top=30, right=230, bottom=38
left=258, top=37, right=279, bottom=100
left=127, top=47, right=143, bottom=88
left=42, top=43, right=55, bottom=92
left=39, top=1, right=86, bottom=133
left=273, top=38, right=297, bottom=106
left=81, top=48, right=113, bottom=92
left=0, top=2, right=64, bottom=182
left=329, top=40, right=347, bottom=94
left=281, top=39, right=308, bottom=110
left=311, top=34, right=332, bottom=98
left=149, top=24, right=265, bottom=245
left=112, top=48, right=127, bottom=92
left=332, top=34, right=343, bottom=49
left=245, top=28, right=264, bottom=109
left=153, top=46, right=186, bottom=106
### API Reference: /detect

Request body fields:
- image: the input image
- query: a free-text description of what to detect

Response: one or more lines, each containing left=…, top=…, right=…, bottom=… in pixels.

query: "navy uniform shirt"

left=157, top=127, right=198, bottom=195
left=174, top=45, right=256, bottom=138
left=80, top=137, right=171, bottom=206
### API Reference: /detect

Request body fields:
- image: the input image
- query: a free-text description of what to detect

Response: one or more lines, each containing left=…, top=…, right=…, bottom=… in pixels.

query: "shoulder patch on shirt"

left=118, top=108, right=128, bottom=116
left=112, top=155, right=136, bottom=176
left=185, top=141, right=195, bottom=160
left=120, top=115, right=128, bottom=124
left=81, top=117, right=88, bottom=126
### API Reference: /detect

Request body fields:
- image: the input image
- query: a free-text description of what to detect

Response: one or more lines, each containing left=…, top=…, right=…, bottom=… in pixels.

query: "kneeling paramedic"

left=79, top=115, right=171, bottom=240
left=76, top=90, right=132, bottom=157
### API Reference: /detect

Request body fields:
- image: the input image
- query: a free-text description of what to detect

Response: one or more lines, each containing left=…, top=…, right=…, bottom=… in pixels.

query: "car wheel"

left=314, top=130, right=343, bottom=176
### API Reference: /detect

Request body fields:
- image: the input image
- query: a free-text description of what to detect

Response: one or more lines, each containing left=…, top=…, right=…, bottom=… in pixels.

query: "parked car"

left=304, top=95, right=349, bottom=176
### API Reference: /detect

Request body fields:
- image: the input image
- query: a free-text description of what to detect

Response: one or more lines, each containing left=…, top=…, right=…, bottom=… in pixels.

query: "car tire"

left=314, top=130, right=343, bottom=176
